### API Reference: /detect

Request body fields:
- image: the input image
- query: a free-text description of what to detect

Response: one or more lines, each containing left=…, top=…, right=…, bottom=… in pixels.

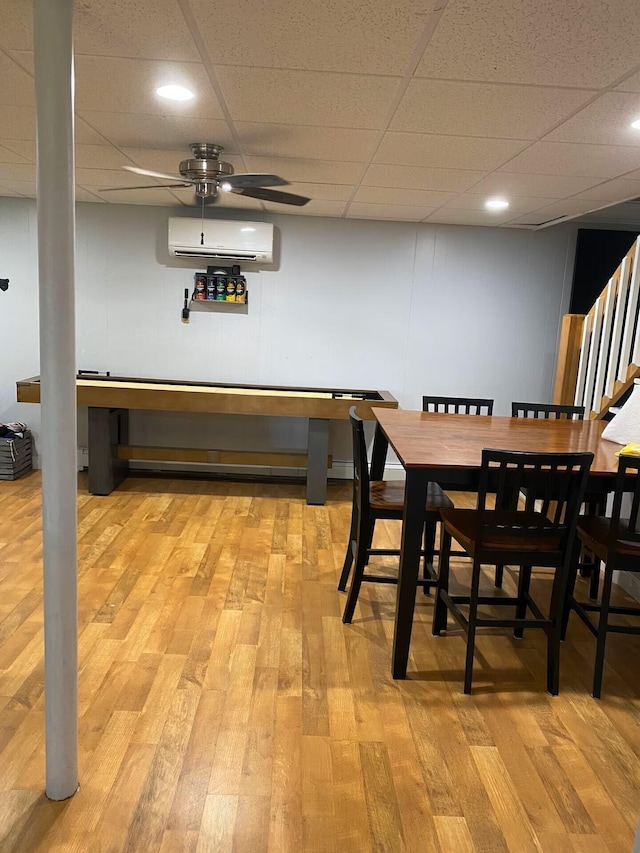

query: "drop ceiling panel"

left=547, top=93, right=640, bottom=145
left=0, top=144, right=31, bottom=165
left=573, top=177, right=640, bottom=202
left=0, top=106, right=36, bottom=140
left=73, top=0, right=197, bottom=61
left=390, top=79, right=595, bottom=139
left=245, top=157, right=364, bottom=185
left=267, top=200, right=348, bottom=217
left=215, top=67, right=400, bottom=129
left=0, top=54, right=34, bottom=107
left=427, top=208, right=512, bottom=226
left=444, top=194, right=560, bottom=214
left=415, top=0, right=640, bottom=88
left=0, top=184, right=23, bottom=197
left=87, top=187, right=183, bottom=206
left=353, top=186, right=457, bottom=207
left=508, top=198, right=604, bottom=225
left=284, top=183, right=353, bottom=202
left=469, top=171, right=603, bottom=198
left=235, top=124, right=379, bottom=162
left=363, top=164, right=487, bottom=193
left=499, top=141, right=640, bottom=178
left=0, top=163, right=35, bottom=182
left=374, top=132, right=527, bottom=171
left=191, top=0, right=435, bottom=75
left=0, top=3, right=30, bottom=51
left=615, top=70, right=640, bottom=93
left=347, top=203, right=434, bottom=221
left=78, top=113, right=234, bottom=151
left=74, top=168, right=169, bottom=188
left=72, top=56, right=223, bottom=118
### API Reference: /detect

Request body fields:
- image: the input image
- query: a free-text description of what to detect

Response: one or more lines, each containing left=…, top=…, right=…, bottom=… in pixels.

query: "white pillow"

left=602, top=379, right=640, bottom=444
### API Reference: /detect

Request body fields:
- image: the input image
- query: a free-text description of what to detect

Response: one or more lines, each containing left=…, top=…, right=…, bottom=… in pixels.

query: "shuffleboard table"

left=16, top=374, right=398, bottom=504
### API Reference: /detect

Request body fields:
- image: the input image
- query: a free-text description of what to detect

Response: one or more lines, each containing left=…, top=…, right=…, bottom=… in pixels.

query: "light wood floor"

left=1, top=472, right=639, bottom=852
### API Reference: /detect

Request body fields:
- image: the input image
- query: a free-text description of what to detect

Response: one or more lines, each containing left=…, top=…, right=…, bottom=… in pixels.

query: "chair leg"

left=463, top=557, right=482, bottom=694
left=592, top=567, right=614, bottom=699
left=588, top=557, right=601, bottom=601
left=494, top=564, right=504, bottom=588
left=337, top=540, right=354, bottom=591
left=422, top=518, right=437, bottom=595
left=432, top=526, right=451, bottom=635
left=561, top=542, right=580, bottom=641
left=514, top=565, right=531, bottom=639
left=342, top=520, right=374, bottom=624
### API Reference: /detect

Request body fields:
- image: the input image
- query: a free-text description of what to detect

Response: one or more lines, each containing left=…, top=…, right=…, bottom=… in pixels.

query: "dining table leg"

left=392, top=468, right=430, bottom=678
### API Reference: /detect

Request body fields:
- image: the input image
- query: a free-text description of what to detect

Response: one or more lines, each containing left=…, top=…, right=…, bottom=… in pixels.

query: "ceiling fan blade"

left=231, top=186, right=310, bottom=206
left=100, top=183, right=192, bottom=192
left=123, top=165, right=191, bottom=182
left=224, top=173, right=289, bottom=189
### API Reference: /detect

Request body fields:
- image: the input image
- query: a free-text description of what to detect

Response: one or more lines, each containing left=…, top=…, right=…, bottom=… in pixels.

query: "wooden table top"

left=372, top=409, right=622, bottom=476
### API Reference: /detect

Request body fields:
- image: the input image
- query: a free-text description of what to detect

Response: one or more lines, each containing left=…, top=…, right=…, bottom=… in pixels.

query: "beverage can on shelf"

left=194, top=273, right=207, bottom=300
left=215, top=277, right=227, bottom=300
left=226, top=278, right=237, bottom=301
left=206, top=276, right=216, bottom=300
left=235, top=277, right=246, bottom=303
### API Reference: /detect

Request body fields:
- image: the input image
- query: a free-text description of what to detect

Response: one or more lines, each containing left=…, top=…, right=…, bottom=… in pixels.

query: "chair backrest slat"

left=423, top=395, right=494, bottom=416
left=349, top=406, right=372, bottom=539
left=511, top=402, right=585, bottom=420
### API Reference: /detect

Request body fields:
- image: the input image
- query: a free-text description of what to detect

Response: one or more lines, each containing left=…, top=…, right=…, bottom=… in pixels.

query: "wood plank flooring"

left=0, top=472, right=639, bottom=851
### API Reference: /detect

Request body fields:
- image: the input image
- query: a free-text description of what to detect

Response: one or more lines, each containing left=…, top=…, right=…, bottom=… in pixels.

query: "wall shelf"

left=189, top=295, right=249, bottom=315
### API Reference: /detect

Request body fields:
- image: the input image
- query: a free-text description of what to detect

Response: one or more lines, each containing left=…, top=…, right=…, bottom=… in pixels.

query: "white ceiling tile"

left=427, top=208, right=512, bottom=227
left=547, top=93, right=640, bottom=145
left=0, top=3, right=31, bottom=51
left=363, top=163, right=486, bottom=192
left=71, top=55, right=223, bottom=118
left=266, top=200, right=348, bottom=217
left=73, top=0, right=197, bottom=61
left=0, top=53, right=33, bottom=107
left=572, top=177, right=640, bottom=202
left=283, top=183, right=352, bottom=202
left=576, top=202, right=640, bottom=225
left=415, top=0, right=640, bottom=88
left=87, top=187, right=183, bottom=206
left=75, top=118, right=110, bottom=146
left=75, top=187, right=106, bottom=203
left=391, top=79, right=594, bottom=139
left=77, top=112, right=234, bottom=151
left=616, top=70, right=640, bottom=93
left=347, top=202, right=434, bottom=221
left=0, top=163, right=35, bottom=182
left=235, top=123, right=378, bottom=162
left=469, top=171, right=603, bottom=198
left=354, top=186, right=456, bottom=207
left=0, top=179, right=36, bottom=197
left=374, top=132, right=526, bottom=171
left=0, top=106, right=35, bottom=140
left=245, top=157, right=363, bottom=185
left=508, top=198, right=604, bottom=225
left=0, top=143, right=31, bottom=165
left=498, top=141, right=640, bottom=178
left=444, top=194, right=559, bottom=214
left=215, top=67, right=400, bottom=129
left=191, top=0, right=434, bottom=75
left=0, top=184, right=23, bottom=198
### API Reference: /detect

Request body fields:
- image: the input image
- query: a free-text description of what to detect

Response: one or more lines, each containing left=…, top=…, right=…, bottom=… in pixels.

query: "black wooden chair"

left=432, top=448, right=592, bottom=695
left=511, top=402, right=585, bottom=420
left=565, top=455, right=640, bottom=698
left=423, top=395, right=494, bottom=416
left=339, top=407, right=453, bottom=624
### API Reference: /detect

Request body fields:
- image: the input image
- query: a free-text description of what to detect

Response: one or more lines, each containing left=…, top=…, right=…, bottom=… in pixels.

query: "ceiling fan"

left=101, top=142, right=311, bottom=206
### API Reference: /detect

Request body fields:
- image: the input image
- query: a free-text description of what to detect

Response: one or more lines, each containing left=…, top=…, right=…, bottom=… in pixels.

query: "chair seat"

left=440, top=508, right=563, bottom=554
left=370, top=480, right=453, bottom=513
left=577, top=515, right=640, bottom=561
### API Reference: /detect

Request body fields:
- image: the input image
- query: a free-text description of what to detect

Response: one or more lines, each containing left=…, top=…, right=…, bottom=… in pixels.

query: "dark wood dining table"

left=371, top=408, right=623, bottom=679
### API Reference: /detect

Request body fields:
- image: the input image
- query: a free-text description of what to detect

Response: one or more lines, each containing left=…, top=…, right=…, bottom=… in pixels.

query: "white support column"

left=33, top=0, right=78, bottom=801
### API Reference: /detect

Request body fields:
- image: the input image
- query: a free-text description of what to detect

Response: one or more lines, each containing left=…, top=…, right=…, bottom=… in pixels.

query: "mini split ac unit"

left=168, top=218, right=273, bottom=263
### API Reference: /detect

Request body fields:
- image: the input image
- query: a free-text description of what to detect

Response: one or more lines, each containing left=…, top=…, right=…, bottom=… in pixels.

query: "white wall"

left=0, top=198, right=577, bottom=467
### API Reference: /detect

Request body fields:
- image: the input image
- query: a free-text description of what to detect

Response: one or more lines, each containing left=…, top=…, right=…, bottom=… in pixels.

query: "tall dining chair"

left=423, top=395, right=494, bottom=416
left=339, top=407, right=453, bottom=624
left=432, top=448, right=592, bottom=695
left=511, top=402, right=585, bottom=420
left=565, top=454, right=640, bottom=698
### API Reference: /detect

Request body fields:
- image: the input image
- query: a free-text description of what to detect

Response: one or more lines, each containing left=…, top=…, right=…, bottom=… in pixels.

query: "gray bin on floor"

left=0, top=431, right=33, bottom=480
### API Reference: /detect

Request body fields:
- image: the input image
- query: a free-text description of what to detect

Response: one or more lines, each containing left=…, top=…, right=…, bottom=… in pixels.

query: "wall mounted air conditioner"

left=168, top=218, right=273, bottom=263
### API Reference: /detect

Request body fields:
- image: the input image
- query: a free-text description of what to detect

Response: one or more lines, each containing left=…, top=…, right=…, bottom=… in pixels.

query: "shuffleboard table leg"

left=307, top=417, right=330, bottom=505
left=88, top=407, right=129, bottom=495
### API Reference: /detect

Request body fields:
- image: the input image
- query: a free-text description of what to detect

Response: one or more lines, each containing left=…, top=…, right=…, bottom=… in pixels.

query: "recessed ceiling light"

left=485, top=197, right=510, bottom=211
left=155, top=84, right=194, bottom=101
left=631, top=118, right=640, bottom=130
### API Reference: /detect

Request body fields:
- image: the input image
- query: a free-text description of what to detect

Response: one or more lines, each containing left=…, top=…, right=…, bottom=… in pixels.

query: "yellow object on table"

left=615, top=443, right=640, bottom=457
